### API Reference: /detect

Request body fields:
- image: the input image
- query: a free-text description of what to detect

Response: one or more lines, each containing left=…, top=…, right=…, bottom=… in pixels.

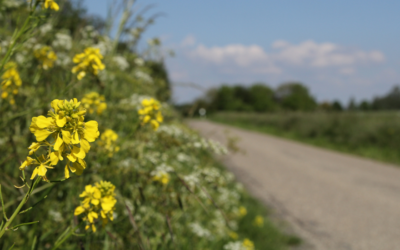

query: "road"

left=188, top=120, right=400, bottom=250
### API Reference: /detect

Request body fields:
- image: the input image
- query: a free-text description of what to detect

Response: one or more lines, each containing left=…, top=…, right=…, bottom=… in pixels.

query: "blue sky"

left=84, top=0, right=400, bottom=104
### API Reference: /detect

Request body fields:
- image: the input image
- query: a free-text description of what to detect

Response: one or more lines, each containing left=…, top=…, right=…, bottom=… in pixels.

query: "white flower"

left=134, top=69, right=152, bottom=83
left=189, top=222, right=212, bottom=239
left=52, top=33, right=72, bottom=50
left=40, top=23, right=52, bottom=35
left=113, top=56, right=129, bottom=70
left=224, top=241, right=245, bottom=250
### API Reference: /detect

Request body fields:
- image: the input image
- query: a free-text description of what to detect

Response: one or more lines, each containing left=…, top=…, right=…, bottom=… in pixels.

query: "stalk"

left=0, top=177, right=41, bottom=239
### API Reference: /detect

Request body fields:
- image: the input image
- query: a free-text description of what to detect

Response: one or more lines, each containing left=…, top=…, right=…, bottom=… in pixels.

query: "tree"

left=275, top=82, right=316, bottom=111
left=371, top=85, right=400, bottom=110
left=331, top=100, right=343, bottom=111
left=248, top=83, right=275, bottom=112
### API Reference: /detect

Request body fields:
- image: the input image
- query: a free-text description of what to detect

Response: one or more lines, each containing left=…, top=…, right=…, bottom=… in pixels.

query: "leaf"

left=54, top=227, right=71, bottom=244
left=11, top=221, right=39, bottom=230
left=8, top=243, right=15, bottom=250
left=31, top=235, right=37, bottom=250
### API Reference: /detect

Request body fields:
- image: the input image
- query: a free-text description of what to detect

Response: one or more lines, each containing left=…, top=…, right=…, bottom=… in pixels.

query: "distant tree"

left=248, top=83, right=275, bottom=112
left=331, top=100, right=343, bottom=111
left=371, top=85, right=400, bottom=110
left=275, top=82, right=316, bottom=111
left=347, top=97, right=357, bottom=111
left=359, top=100, right=371, bottom=111
left=319, top=101, right=332, bottom=112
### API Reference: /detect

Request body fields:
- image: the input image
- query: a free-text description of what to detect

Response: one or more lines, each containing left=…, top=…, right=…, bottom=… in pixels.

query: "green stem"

left=0, top=177, right=41, bottom=239
left=0, top=0, right=40, bottom=71
left=51, top=222, right=83, bottom=250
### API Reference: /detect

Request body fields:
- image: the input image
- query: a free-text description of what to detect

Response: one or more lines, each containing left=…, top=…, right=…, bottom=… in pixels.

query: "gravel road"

left=188, top=120, right=400, bottom=250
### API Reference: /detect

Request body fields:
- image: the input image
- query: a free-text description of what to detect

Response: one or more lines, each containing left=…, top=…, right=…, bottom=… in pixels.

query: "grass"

left=210, top=112, right=400, bottom=166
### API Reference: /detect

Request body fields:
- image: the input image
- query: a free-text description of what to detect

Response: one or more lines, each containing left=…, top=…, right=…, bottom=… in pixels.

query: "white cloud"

left=181, top=35, right=196, bottom=47
left=184, top=39, right=385, bottom=75
left=272, top=40, right=384, bottom=68
left=189, top=44, right=281, bottom=74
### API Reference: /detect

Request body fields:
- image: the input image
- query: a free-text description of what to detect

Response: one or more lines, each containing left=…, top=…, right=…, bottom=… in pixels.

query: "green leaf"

left=11, top=221, right=39, bottom=230
left=8, top=242, right=15, bottom=250
left=31, top=235, right=37, bottom=250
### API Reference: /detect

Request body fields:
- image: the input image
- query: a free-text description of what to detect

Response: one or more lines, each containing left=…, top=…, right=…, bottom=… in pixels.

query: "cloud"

left=181, top=35, right=196, bottom=47
left=189, top=44, right=281, bottom=74
left=184, top=39, right=385, bottom=75
left=273, top=40, right=385, bottom=68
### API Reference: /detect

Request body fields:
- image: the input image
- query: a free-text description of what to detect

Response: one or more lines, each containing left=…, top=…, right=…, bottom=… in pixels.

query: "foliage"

left=0, top=1, right=297, bottom=249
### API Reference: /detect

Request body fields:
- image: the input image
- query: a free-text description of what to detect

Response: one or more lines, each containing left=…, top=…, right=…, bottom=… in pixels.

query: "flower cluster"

left=74, top=181, right=117, bottom=232
left=1, top=62, right=22, bottom=104
left=81, top=92, right=107, bottom=115
left=34, top=46, right=57, bottom=70
left=44, top=0, right=59, bottom=11
left=20, top=98, right=100, bottom=180
left=72, top=47, right=105, bottom=80
left=224, top=239, right=255, bottom=250
left=98, top=129, right=120, bottom=157
left=138, top=98, right=163, bottom=130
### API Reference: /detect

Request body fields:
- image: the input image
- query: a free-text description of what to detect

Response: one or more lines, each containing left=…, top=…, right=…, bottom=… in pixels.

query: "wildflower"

left=152, top=171, right=170, bottom=185
left=34, top=46, right=57, bottom=70
left=239, top=206, right=247, bottom=217
left=75, top=181, right=117, bottom=232
left=44, top=0, right=59, bottom=11
left=97, top=129, right=119, bottom=157
left=72, top=47, right=105, bottom=80
left=253, top=215, right=264, bottom=227
left=228, top=231, right=239, bottom=240
left=1, top=62, right=22, bottom=105
left=81, top=92, right=107, bottom=115
left=242, top=239, right=254, bottom=250
left=138, top=98, right=163, bottom=130
left=22, top=98, right=99, bottom=180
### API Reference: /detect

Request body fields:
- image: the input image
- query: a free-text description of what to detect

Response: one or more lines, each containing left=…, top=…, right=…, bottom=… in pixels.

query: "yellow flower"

left=242, top=239, right=254, bottom=250
left=34, top=46, right=57, bottom=70
left=25, top=98, right=99, bottom=180
left=1, top=62, right=22, bottom=105
left=72, top=47, right=105, bottom=80
left=44, top=0, right=59, bottom=11
left=228, top=231, right=238, bottom=240
left=253, top=215, right=264, bottom=227
left=138, top=98, right=163, bottom=131
left=239, top=206, right=247, bottom=217
left=75, top=181, right=117, bottom=232
left=81, top=92, right=107, bottom=115
left=152, top=171, right=170, bottom=185
left=19, top=157, right=36, bottom=170
left=98, top=129, right=119, bottom=157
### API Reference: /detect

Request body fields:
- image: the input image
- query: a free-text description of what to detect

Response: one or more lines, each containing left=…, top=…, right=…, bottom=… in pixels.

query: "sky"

left=84, top=0, right=400, bottom=104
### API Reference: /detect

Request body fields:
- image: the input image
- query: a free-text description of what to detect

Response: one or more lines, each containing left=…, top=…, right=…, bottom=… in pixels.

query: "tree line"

left=177, top=82, right=400, bottom=116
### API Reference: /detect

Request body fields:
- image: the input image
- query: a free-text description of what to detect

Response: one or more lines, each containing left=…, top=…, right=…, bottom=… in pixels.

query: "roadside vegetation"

left=0, top=1, right=300, bottom=249
left=210, top=112, right=400, bottom=166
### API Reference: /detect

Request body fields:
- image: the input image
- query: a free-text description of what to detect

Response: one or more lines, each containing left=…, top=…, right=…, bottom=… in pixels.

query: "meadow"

left=211, top=112, right=400, bottom=165
left=0, top=1, right=300, bottom=249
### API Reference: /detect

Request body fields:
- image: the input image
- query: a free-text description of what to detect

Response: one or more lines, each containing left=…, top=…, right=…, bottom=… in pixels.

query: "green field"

left=211, top=112, right=400, bottom=165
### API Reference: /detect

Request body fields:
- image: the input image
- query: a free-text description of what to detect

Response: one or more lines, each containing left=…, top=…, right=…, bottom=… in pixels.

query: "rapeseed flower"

left=152, top=170, right=170, bottom=185
left=98, top=129, right=120, bottom=157
left=242, top=239, right=254, bottom=250
left=138, top=98, right=163, bottom=130
left=44, top=0, right=59, bottom=11
left=75, top=181, right=117, bottom=232
left=1, top=62, right=22, bottom=105
left=34, top=46, right=57, bottom=70
left=81, top=92, right=107, bottom=115
left=22, top=98, right=100, bottom=180
left=239, top=206, right=247, bottom=217
left=72, top=47, right=105, bottom=80
left=253, top=215, right=264, bottom=227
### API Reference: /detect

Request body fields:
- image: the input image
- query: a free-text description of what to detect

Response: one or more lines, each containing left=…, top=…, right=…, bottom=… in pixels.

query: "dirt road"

left=188, top=120, right=400, bottom=250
